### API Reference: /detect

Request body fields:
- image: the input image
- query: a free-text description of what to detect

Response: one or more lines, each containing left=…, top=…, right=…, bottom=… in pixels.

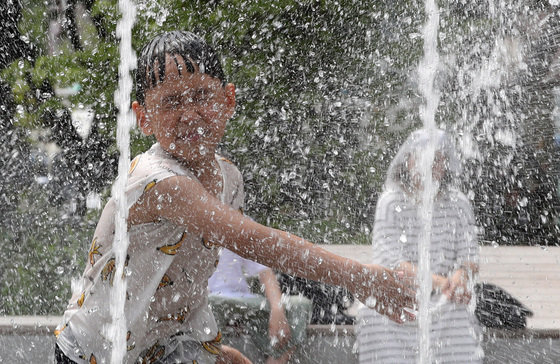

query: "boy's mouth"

left=185, top=131, right=201, bottom=142
left=177, top=127, right=202, bottom=143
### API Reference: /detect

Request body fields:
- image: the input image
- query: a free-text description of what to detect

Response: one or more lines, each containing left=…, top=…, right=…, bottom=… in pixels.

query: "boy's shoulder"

left=127, top=144, right=195, bottom=187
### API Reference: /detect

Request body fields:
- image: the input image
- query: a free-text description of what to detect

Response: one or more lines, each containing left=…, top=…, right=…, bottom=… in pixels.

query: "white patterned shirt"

left=56, top=143, right=244, bottom=363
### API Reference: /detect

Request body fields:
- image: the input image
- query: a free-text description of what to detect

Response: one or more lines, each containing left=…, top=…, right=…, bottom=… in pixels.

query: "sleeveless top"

left=56, top=143, right=244, bottom=363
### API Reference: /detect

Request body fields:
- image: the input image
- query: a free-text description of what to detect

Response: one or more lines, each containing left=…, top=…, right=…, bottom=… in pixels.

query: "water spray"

left=109, top=0, right=136, bottom=362
left=417, top=0, right=441, bottom=362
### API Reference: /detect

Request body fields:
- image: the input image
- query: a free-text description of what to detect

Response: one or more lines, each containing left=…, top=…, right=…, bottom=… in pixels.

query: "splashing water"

left=417, top=0, right=441, bottom=363
left=108, top=0, right=136, bottom=363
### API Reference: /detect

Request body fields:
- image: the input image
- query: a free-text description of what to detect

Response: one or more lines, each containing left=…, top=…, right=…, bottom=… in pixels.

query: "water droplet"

left=56, top=266, right=65, bottom=275
left=365, top=297, right=377, bottom=308
left=169, top=143, right=176, bottom=150
left=399, top=234, right=407, bottom=243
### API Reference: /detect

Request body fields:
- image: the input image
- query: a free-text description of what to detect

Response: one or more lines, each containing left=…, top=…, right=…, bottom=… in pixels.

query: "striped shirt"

left=357, top=189, right=483, bottom=363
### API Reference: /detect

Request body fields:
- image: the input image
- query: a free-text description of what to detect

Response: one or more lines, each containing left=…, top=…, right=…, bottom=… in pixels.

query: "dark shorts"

left=55, top=344, right=77, bottom=364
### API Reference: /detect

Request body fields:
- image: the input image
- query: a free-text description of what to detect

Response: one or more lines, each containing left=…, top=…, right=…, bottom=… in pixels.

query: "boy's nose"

left=180, top=105, right=203, bottom=120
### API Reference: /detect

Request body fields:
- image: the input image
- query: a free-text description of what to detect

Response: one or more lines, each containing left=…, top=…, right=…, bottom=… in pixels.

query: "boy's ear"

left=224, top=83, right=236, bottom=117
left=132, top=101, right=152, bottom=135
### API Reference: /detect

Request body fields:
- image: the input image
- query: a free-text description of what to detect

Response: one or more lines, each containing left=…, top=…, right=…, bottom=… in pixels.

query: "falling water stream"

left=109, top=0, right=136, bottom=362
left=416, top=0, right=441, bottom=363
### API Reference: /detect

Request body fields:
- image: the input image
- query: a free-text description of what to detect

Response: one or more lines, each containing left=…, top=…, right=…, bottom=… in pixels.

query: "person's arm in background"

left=395, top=260, right=477, bottom=305
left=394, top=261, right=455, bottom=298
left=443, top=261, right=478, bottom=304
left=216, top=344, right=253, bottom=364
left=446, top=192, right=480, bottom=305
left=259, top=269, right=291, bottom=350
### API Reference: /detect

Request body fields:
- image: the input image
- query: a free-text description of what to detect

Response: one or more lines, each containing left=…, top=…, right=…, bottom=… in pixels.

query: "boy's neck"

left=176, top=153, right=223, bottom=197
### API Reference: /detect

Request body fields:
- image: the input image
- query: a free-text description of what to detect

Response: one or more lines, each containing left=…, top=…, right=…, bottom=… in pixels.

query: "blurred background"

left=0, top=0, right=558, bottom=316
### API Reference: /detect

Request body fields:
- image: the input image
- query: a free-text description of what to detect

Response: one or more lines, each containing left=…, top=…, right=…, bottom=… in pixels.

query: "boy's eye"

left=161, top=89, right=218, bottom=111
left=194, top=90, right=210, bottom=103
left=164, top=97, right=182, bottom=110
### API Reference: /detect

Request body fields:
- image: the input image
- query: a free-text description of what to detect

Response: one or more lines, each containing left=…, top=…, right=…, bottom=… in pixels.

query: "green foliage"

left=0, top=186, right=97, bottom=315
left=6, top=0, right=427, bottom=248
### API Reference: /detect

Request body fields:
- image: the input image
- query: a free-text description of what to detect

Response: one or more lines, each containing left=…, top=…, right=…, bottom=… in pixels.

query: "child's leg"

left=54, top=344, right=78, bottom=364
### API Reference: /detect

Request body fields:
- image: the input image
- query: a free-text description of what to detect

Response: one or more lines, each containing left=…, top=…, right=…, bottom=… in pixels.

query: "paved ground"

left=1, top=322, right=559, bottom=363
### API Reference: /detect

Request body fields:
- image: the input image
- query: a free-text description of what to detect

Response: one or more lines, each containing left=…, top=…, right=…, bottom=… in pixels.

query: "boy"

left=54, top=30, right=415, bottom=363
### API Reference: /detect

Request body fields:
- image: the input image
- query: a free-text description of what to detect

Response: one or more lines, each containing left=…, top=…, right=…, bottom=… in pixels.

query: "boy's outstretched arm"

left=129, top=175, right=416, bottom=323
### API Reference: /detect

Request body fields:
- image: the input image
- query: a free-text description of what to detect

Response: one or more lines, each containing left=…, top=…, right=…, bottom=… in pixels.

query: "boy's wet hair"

left=135, top=30, right=225, bottom=105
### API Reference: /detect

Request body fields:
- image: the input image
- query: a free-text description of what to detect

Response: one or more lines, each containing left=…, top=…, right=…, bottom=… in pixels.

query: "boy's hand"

left=359, top=264, right=417, bottom=323
left=268, top=307, right=291, bottom=350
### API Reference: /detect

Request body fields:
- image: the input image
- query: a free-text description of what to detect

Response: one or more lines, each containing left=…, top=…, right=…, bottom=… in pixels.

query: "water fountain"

left=416, top=0, right=441, bottom=362
left=108, top=0, right=136, bottom=362
left=0, top=1, right=559, bottom=363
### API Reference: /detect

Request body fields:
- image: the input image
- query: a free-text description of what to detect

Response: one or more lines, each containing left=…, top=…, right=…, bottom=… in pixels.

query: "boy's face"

left=133, top=54, right=235, bottom=165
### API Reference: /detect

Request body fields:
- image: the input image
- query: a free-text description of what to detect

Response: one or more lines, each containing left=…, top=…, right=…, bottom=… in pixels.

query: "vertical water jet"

left=109, top=0, right=136, bottom=362
left=417, top=0, right=441, bottom=362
